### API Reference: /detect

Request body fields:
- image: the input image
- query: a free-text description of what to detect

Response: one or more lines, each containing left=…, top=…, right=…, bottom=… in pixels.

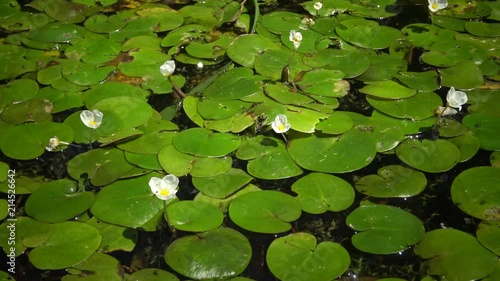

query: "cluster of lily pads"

left=0, top=0, right=499, bottom=280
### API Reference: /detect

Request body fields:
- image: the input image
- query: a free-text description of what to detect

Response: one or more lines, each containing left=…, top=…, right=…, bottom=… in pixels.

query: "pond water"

left=0, top=0, right=499, bottom=280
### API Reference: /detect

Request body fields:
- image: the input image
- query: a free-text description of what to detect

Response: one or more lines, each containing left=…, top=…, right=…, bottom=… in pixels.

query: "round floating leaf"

left=401, top=23, right=457, bottom=49
left=165, top=227, right=251, bottom=279
left=476, top=220, right=500, bottom=256
left=414, top=228, right=498, bottom=281
left=288, top=130, right=377, bottom=173
left=421, top=40, right=487, bottom=67
left=371, top=110, right=437, bottom=135
left=302, top=49, right=370, bottom=79
left=61, top=61, right=115, bottom=86
left=85, top=218, right=137, bottom=253
left=192, top=168, right=253, bottom=199
left=436, top=118, right=468, bottom=137
left=260, top=11, right=302, bottom=34
left=64, top=37, right=121, bottom=64
left=395, top=71, right=439, bottom=92
left=451, top=166, right=500, bottom=220
left=491, top=151, right=500, bottom=168
left=360, top=80, right=416, bottom=99
left=229, top=190, right=302, bottom=233
left=266, top=233, right=350, bottom=281
left=465, top=21, right=500, bottom=37
left=166, top=201, right=223, bottom=232
left=440, top=61, right=484, bottom=90
left=26, top=22, right=87, bottom=43
left=291, top=173, right=354, bottom=214
left=63, top=252, right=122, bottom=281
left=355, top=165, right=427, bottom=198
left=128, top=268, right=179, bottom=281
left=136, top=6, right=183, bottom=32
left=226, top=34, right=281, bottom=68
left=81, top=82, right=149, bottom=108
left=236, top=136, right=303, bottom=180
left=0, top=98, right=53, bottom=124
left=315, top=112, right=353, bottom=134
left=366, top=91, right=441, bottom=120
left=84, top=14, right=127, bottom=33
left=263, top=83, right=314, bottom=106
left=93, top=96, right=153, bottom=130
left=67, top=148, right=135, bottom=186
left=91, top=173, right=165, bottom=228
left=1, top=78, right=39, bottom=104
left=158, top=145, right=232, bottom=177
left=395, top=138, right=460, bottom=173
left=357, top=52, right=408, bottom=82
left=29, top=221, right=101, bottom=270
left=203, top=67, right=263, bottom=100
left=161, top=24, right=208, bottom=47
left=296, top=69, right=346, bottom=97
left=172, top=128, right=241, bottom=157
left=118, top=131, right=176, bottom=154
left=197, top=99, right=252, bottom=120
left=336, top=18, right=401, bottom=49
left=186, top=34, right=234, bottom=59
left=346, top=205, right=425, bottom=254
left=0, top=122, right=74, bottom=160
left=254, top=49, right=309, bottom=81
left=463, top=113, right=500, bottom=151
left=25, top=179, right=94, bottom=223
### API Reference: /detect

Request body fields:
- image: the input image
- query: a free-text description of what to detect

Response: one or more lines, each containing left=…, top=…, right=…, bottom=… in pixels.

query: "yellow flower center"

left=159, top=189, right=170, bottom=197
left=432, top=3, right=438, bottom=9
left=278, top=124, right=286, bottom=131
left=89, top=120, right=97, bottom=126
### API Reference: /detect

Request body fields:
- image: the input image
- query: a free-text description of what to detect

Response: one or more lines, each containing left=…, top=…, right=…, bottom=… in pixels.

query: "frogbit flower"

left=428, top=0, right=447, bottom=12
left=289, top=30, right=302, bottom=50
left=435, top=87, right=468, bottom=116
left=160, top=60, right=176, bottom=77
left=45, top=136, right=70, bottom=152
left=271, top=114, right=291, bottom=134
left=299, top=17, right=315, bottom=30
left=80, top=109, right=103, bottom=129
left=196, top=61, right=204, bottom=70
left=313, top=2, right=323, bottom=11
left=149, top=174, right=179, bottom=201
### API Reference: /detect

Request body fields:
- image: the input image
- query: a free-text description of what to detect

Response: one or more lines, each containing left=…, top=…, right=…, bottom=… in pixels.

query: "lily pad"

left=465, top=21, right=500, bottom=38
left=463, top=113, right=500, bottom=151
left=229, top=190, right=302, bottom=233
left=315, top=111, right=353, bottom=134
left=414, top=228, right=498, bottom=281
left=1, top=78, right=39, bottom=104
left=0, top=98, right=53, bottom=125
left=197, top=99, right=253, bottom=120
left=395, top=138, right=460, bottom=173
left=127, top=268, right=179, bottom=281
left=226, top=34, right=281, bottom=68
left=61, top=62, right=115, bottom=86
left=291, top=173, right=354, bottom=214
left=85, top=218, right=137, bottom=253
left=29, top=221, right=101, bottom=270
left=192, top=168, right=253, bottom=199
left=302, top=49, right=370, bottom=79
left=366, top=91, right=441, bottom=120
left=63, top=253, right=122, bottom=281
left=84, top=14, right=127, bottom=33
left=165, top=201, right=224, bottom=232
left=65, top=37, right=121, bottom=65
left=296, top=69, right=346, bottom=97
left=439, top=61, right=484, bottom=90
left=92, top=96, right=153, bottom=130
left=203, top=67, right=263, bottom=100
left=172, top=128, right=241, bottom=157
left=360, top=80, right=416, bottom=99
left=81, top=82, right=149, bottom=108
left=476, top=220, right=500, bottom=256
left=346, top=205, right=425, bottom=254
left=395, top=71, right=440, bottom=92
left=118, top=131, right=176, bottom=155
left=336, top=18, right=401, bottom=49
left=421, top=40, right=487, bottom=67
left=288, top=129, right=377, bottom=173
left=25, top=179, right=94, bottom=223
left=91, top=173, right=165, bottom=229
left=164, top=227, right=251, bottom=279
left=451, top=166, right=500, bottom=220
left=266, top=232, right=350, bottom=280
left=355, top=165, right=427, bottom=198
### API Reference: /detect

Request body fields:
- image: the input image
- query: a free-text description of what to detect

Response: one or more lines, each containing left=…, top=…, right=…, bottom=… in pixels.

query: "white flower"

left=80, top=109, right=103, bottom=129
left=271, top=114, right=291, bottom=134
left=160, top=60, right=176, bottom=76
left=435, top=106, right=457, bottom=116
left=289, top=30, right=302, bottom=50
left=149, top=175, right=179, bottom=201
left=196, top=61, right=204, bottom=70
left=428, top=0, right=447, bottom=12
left=299, top=17, right=315, bottom=30
left=446, top=87, right=467, bottom=111
left=313, top=2, right=323, bottom=11
left=45, top=136, right=70, bottom=151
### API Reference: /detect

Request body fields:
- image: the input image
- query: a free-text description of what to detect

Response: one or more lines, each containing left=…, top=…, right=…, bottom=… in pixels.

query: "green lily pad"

left=29, top=221, right=101, bottom=270
left=360, top=80, right=416, bottom=99
left=395, top=138, right=460, bottom=173
left=286, top=106, right=328, bottom=133
left=296, top=69, right=346, bottom=97
left=288, top=129, right=377, bottom=173
left=226, top=34, right=281, bottom=68
left=166, top=200, right=224, bottom=232
left=302, top=49, right=370, bottom=79
left=192, top=168, right=253, bottom=199
left=64, top=37, right=121, bottom=64
left=355, top=165, right=427, bottom=198
left=229, top=190, right=302, bottom=233
left=236, top=136, right=303, bottom=180
left=395, top=71, right=440, bottom=92
left=124, top=152, right=162, bottom=170
left=414, top=228, right=498, bottom=281
left=371, top=110, right=437, bottom=135
left=197, top=98, right=253, bottom=120
left=0, top=122, right=74, bottom=160
left=172, top=128, right=240, bottom=157
left=0, top=0, right=20, bottom=19
left=63, top=253, right=122, bottom=281
left=84, top=14, right=127, bottom=33
left=291, top=173, right=354, bottom=214
left=136, top=5, right=184, bottom=32
left=160, top=24, right=208, bottom=47
left=401, top=23, right=457, bottom=49
left=1, top=78, right=39, bottom=104
left=260, top=11, right=302, bottom=34
left=118, top=131, right=176, bottom=154
left=203, top=67, right=263, bottom=100
left=81, top=82, right=149, bottom=108
left=263, top=83, right=315, bottom=106
left=91, top=173, right=165, bottom=229
left=440, top=61, right=484, bottom=90
left=36, top=87, right=83, bottom=113
left=476, top=220, right=500, bottom=256
left=465, top=21, right=500, bottom=38
left=26, top=22, right=87, bottom=43
left=0, top=216, right=50, bottom=257
left=266, top=232, right=350, bottom=280
left=92, top=96, right=153, bottom=130
left=254, top=49, right=309, bottom=81
left=67, top=148, right=135, bottom=186
left=436, top=118, right=468, bottom=138
left=0, top=98, right=53, bottom=124
left=421, top=40, right=487, bottom=68
left=367, top=91, right=441, bottom=120
left=204, top=112, right=256, bottom=133
left=61, top=61, right=115, bottom=86
left=63, top=109, right=122, bottom=143
left=432, top=15, right=467, bottom=32
left=315, top=111, right=354, bottom=134
left=346, top=205, right=425, bottom=254
left=463, top=113, right=500, bottom=151
left=127, top=268, right=179, bottom=281
left=186, top=34, right=234, bottom=59
left=165, top=227, right=251, bottom=279
left=451, top=166, right=500, bottom=220
left=25, top=179, right=94, bottom=223
left=158, top=145, right=232, bottom=177
left=336, top=18, right=401, bottom=49
left=491, top=151, right=500, bottom=168
left=357, top=52, right=408, bottom=82
left=85, top=218, right=137, bottom=253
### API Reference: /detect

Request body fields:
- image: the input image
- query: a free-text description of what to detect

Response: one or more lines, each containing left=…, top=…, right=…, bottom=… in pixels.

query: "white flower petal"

left=80, top=109, right=103, bottom=129
left=446, top=87, right=467, bottom=109
left=289, top=30, right=302, bottom=50
left=313, top=2, right=323, bottom=10
left=271, top=114, right=291, bottom=134
left=150, top=175, right=179, bottom=201
left=428, top=0, right=447, bottom=12
left=160, top=60, right=176, bottom=76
